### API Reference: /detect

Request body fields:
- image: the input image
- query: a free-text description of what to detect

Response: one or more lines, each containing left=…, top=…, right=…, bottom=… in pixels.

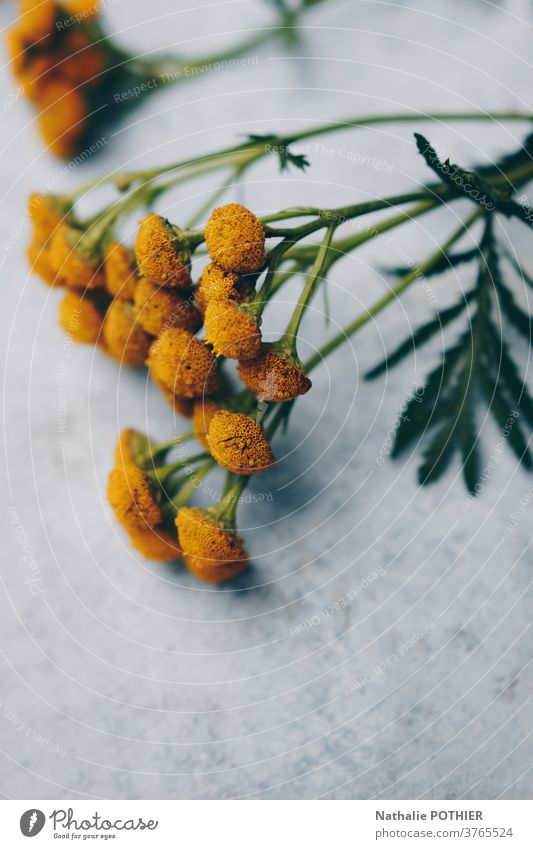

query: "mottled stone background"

left=1, top=0, right=532, bottom=799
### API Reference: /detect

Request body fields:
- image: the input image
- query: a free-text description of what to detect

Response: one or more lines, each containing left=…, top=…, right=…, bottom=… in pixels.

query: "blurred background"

left=0, top=0, right=532, bottom=799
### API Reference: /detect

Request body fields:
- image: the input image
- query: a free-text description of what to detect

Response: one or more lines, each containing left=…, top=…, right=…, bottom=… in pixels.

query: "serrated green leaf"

left=480, top=318, right=533, bottom=428
left=384, top=246, right=479, bottom=280
left=478, top=368, right=533, bottom=468
left=366, top=291, right=475, bottom=379
left=417, top=417, right=458, bottom=486
left=458, top=394, right=481, bottom=495
left=391, top=335, right=466, bottom=457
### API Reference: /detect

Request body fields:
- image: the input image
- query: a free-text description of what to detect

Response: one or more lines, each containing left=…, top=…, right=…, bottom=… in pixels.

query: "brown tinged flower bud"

left=49, top=224, right=105, bottom=290
left=237, top=346, right=312, bottom=402
left=102, top=299, right=151, bottom=365
left=207, top=410, right=274, bottom=475
left=107, top=461, right=163, bottom=531
left=204, top=299, right=261, bottom=360
left=104, top=242, right=138, bottom=301
left=195, top=262, right=253, bottom=314
left=133, top=277, right=202, bottom=337
left=59, top=30, right=106, bottom=86
left=148, top=327, right=218, bottom=399
left=205, top=203, right=265, bottom=273
left=58, top=291, right=103, bottom=344
left=175, top=507, right=249, bottom=583
left=134, top=214, right=192, bottom=288
left=192, top=399, right=220, bottom=449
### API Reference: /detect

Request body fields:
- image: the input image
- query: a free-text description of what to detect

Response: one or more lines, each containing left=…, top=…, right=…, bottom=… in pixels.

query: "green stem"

left=140, top=431, right=194, bottom=464
left=304, top=207, right=483, bottom=374
left=171, top=459, right=217, bottom=510
left=280, top=223, right=336, bottom=356
left=147, top=452, right=209, bottom=484
left=62, top=111, right=533, bottom=201
left=213, top=476, right=250, bottom=526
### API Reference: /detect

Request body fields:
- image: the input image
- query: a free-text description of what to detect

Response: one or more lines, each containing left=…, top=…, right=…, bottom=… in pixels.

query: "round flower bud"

left=49, top=224, right=104, bottom=290
left=134, top=214, right=192, bottom=288
left=104, top=242, right=138, bottom=301
left=102, top=299, right=151, bottom=365
left=192, top=399, right=220, bottom=449
left=107, top=462, right=162, bottom=531
left=133, top=277, right=201, bottom=337
left=128, top=526, right=182, bottom=562
left=204, top=299, right=261, bottom=360
left=205, top=203, right=265, bottom=273
left=207, top=410, right=274, bottom=475
left=176, top=507, right=249, bottom=583
left=148, top=327, right=218, bottom=399
left=58, top=291, right=103, bottom=343
left=195, top=262, right=253, bottom=313
left=237, top=347, right=312, bottom=402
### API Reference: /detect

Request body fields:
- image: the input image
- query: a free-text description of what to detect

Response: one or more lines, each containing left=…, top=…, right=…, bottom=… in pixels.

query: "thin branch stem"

left=304, top=207, right=484, bottom=373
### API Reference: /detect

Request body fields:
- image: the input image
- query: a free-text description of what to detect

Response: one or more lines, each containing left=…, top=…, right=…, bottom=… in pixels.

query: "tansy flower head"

left=114, top=428, right=152, bottom=467
left=204, top=299, right=261, bottom=360
left=134, top=214, right=192, bottom=288
left=134, top=277, right=202, bottom=337
left=104, top=241, right=138, bottom=301
left=58, top=29, right=106, bottom=86
left=27, top=243, right=59, bottom=286
left=64, top=0, right=100, bottom=21
left=28, top=193, right=65, bottom=247
left=107, top=461, right=162, bottom=531
left=192, top=399, right=220, bottom=449
left=37, top=79, right=88, bottom=158
left=176, top=506, right=249, bottom=583
left=58, top=291, right=103, bottom=343
left=148, top=327, right=218, bottom=398
left=204, top=203, right=265, bottom=273
left=195, top=262, right=253, bottom=313
left=128, top=526, right=182, bottom=562
left=19, top=0, right=56, bottom=42
left=102, top=299, right=151, bottom=365
left=207, top=410, right=274, bottom=475
left=49, top=223, right=104, bottom=289
left=238, top=346, right=312, bottom=402
left=151, top=372, right=195, bottom=418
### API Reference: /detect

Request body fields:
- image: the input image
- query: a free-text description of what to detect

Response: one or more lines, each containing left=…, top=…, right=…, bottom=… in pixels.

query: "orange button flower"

left=205, top=203, right=265, bottom=273
left=176, top=507, right=249, bottom=583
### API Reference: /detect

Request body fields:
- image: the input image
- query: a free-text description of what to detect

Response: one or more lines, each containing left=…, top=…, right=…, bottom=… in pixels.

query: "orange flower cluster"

left=7, top=0, right=106, bottom=157
left=28, top=195, right=315, bottom=582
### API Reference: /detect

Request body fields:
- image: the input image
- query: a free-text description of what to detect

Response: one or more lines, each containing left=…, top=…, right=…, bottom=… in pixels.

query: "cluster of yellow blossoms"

left=7, top=0, right=107, bottom=156
left=28, top=194, right=313, bottom=582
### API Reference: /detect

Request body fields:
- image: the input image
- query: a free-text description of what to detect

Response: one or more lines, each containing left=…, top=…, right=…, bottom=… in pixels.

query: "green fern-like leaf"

left=365, top=291, right=475, bottom=379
